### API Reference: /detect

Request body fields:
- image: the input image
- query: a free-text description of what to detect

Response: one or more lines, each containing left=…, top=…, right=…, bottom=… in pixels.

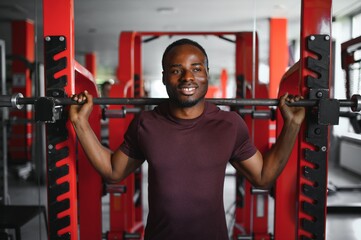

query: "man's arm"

left=69, top=91, right=143, bottom=183
left=231, top=93, right=305, bottom=189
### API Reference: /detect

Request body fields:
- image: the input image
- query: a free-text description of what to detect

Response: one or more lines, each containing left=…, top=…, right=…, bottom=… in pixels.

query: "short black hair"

left=101, top=81, right=111, bottom=89
left=161, top=38, right=209, bottom=70
left=100, top=81, right=112, bottom=95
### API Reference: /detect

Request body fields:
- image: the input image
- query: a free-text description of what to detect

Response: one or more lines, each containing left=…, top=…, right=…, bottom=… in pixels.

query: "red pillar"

left=85, top=52, right=97, bottom=77
left=269, top=18, right=288, bottom=99
left=220, top=68, right=228, bottom=98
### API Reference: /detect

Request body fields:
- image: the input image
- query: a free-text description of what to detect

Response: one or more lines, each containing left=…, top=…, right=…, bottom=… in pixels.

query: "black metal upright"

left=44, top=36, right=71, bottom=239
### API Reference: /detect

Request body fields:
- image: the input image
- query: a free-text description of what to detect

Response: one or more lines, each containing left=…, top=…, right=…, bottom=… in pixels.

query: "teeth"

left=183, top=87, right=195, bottom=92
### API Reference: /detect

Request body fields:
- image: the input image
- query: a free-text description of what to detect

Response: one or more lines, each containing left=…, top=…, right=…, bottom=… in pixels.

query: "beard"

left=166, top=83, right=208, bottom=108
left=169, top=96, right=204, bottom=108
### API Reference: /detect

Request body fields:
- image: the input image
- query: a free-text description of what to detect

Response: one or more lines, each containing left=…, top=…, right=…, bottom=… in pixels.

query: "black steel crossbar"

left=20, top=97, right=358, bottom=108
left=14, top=97, right=313, bottom=107
left=0, top=94, right=360, bottom=110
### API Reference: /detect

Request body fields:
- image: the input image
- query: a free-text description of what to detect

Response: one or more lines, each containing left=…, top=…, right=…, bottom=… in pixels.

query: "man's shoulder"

left=205, top=102, right=239, bottom=119
left=135, top=102, right=168, bottom=122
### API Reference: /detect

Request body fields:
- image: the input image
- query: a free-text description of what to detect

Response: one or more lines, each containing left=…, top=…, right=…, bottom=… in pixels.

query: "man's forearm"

left=261, top=120, right=302, bottom=187
left=72, top=119, right=113, bottom=179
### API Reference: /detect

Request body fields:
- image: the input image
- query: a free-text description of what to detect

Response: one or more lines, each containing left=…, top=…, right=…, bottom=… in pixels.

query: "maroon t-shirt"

left=120, top=102, right=257, bottom=240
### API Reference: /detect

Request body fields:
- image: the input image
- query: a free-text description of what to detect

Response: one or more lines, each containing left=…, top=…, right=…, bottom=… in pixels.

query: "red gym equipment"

left=274, top=1, right=332, bottom=239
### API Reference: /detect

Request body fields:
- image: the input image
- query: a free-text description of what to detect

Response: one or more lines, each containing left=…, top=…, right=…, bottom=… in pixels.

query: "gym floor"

left=4, top=162, right=361, bottom=240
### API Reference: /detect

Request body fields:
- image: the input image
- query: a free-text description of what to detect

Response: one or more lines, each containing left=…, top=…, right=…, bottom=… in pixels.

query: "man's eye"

left=193, top=67, right=203, bottom=73
left=171, top=69, right=181, bottom=74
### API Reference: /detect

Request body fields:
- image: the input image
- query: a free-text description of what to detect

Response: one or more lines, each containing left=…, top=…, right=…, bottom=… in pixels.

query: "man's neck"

left=168, top=100, right=206, bottom=119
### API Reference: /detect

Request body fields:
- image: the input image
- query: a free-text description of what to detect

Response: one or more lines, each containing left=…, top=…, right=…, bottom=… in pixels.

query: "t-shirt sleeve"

left=119, top=115, right=146, bottom=160
left=230, top=114, right=258, bottom=162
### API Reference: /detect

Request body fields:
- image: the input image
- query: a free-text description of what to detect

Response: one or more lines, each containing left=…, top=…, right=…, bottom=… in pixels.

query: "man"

left=69, top=38, right=305, bottom=240
left=100, top=80, right=113, bottom=98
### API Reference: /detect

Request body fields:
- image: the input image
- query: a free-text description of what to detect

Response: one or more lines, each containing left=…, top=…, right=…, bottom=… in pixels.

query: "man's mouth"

left=179, top=86, right=196, bottom=95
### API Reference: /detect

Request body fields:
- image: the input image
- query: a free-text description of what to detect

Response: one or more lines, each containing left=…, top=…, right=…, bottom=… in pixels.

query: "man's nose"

left=181, top=69, right=194, bottom=81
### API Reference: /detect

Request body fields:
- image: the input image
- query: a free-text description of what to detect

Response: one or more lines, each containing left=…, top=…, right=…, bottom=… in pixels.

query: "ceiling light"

left=156, top=7, right=176, bottom=14
left=273, top=4, right=286, bottom=10
left=88, top=28, right=97, bottom=34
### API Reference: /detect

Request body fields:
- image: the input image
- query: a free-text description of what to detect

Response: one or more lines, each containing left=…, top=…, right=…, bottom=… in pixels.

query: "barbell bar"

left=103, top=107, right=274, bottom=120
left=1, top=93, right=361, bottom=112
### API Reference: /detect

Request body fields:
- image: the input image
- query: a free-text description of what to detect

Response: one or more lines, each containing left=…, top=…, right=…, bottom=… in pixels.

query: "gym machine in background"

left=339, top=35, right=361, bottom=175
left=0, top=37, right=49, bottom=240
left=326, top=35, right=361, bottom=214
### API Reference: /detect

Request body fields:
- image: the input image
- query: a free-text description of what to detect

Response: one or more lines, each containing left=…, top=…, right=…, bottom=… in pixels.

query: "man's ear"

left=162, top=71, right=165, bottom=85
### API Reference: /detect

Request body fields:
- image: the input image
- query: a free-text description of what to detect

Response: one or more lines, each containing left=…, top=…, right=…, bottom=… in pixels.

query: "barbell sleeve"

left=0, top=93, right=24, bottom=109
left=103, top=107, right=142, bottom=119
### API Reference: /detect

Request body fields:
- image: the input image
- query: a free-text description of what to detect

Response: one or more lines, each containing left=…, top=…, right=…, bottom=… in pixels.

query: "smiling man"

left=69, top=38, right=305, bottom=240
left=162, top=39, right=209, bottom=111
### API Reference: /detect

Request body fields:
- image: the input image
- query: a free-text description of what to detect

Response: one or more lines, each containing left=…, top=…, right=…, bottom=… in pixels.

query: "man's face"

left=162, top=44, right=209, bottom=108
left=102, top=83, right=112, bottom=97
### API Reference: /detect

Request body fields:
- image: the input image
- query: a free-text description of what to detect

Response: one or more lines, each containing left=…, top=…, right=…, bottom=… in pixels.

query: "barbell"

left=1, top=93, right=361, bottom=111
left=1, top=93, right=361, bottom=124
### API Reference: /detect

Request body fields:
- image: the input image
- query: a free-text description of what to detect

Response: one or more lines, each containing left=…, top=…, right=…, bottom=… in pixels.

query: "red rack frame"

left=43, top=0, right=102, bottom=239
left=274, top=1, right=332, bottom=239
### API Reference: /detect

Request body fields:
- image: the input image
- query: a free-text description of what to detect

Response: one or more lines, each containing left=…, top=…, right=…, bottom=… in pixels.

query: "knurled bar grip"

left=1, top=94, right=361, bottom=110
